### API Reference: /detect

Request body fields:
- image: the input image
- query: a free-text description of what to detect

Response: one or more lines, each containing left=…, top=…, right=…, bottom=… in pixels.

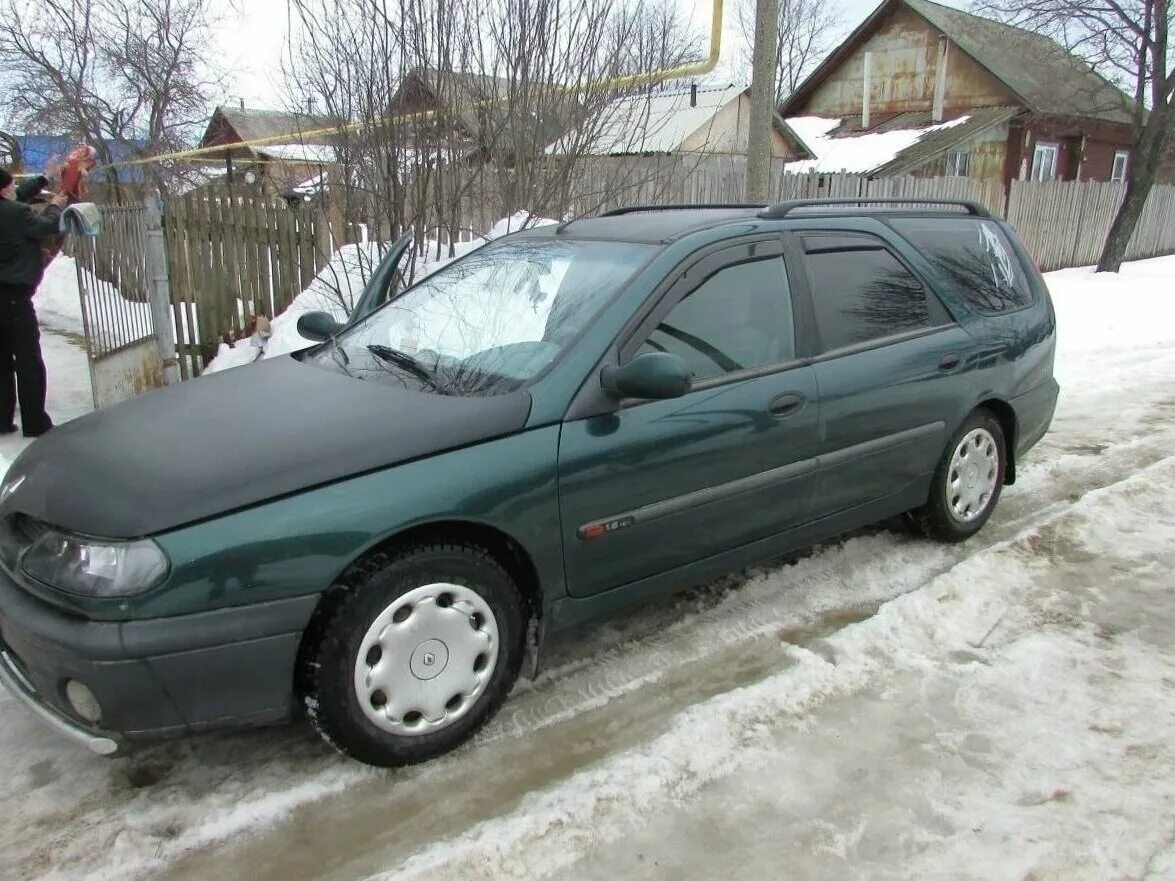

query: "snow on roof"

left=256, top=143, right=338, bottom=164
left=784, top=115, right=971, bottom=174
left=547, top=86, right=745, bottom=156
left=289, top=172, right=326, bottom=195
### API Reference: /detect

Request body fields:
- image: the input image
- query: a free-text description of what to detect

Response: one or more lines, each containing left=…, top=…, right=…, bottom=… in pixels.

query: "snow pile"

left=203, top=212, right=556, bottom=374
left=785, top=115, right=971, bottom=174
left=1047, top=255, right=1175, bottom=357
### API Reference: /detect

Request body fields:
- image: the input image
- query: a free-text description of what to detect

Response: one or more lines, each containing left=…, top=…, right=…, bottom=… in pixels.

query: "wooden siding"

left=802, top=5, right=1017, bottom=118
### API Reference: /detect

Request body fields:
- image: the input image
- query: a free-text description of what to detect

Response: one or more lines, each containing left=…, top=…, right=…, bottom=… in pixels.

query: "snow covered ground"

left=3, top=255, right=1175, bottom=881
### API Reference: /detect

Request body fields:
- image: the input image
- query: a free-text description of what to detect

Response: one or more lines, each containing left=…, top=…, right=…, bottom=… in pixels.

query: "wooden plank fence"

left=1006, top=179, right=1175, bottom=271
left=163, top=190, right=333, bottom=376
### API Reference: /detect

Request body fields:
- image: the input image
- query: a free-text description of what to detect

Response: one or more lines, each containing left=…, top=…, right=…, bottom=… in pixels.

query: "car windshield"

left=307, top=238, right=654, bottom=396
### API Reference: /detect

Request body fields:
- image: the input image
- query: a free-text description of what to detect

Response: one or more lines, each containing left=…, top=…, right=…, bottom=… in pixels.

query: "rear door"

left=558, top=237, right=820, bottom=598
left=789, top=229, right=977, bottom=519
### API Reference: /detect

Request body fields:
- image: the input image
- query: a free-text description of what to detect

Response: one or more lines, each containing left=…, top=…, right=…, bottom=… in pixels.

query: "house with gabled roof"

left=777, top=0, right=1175, bottom=187
left=196, top=105, right=341, bottom=196
left=389, top=67, right=580, bottom=162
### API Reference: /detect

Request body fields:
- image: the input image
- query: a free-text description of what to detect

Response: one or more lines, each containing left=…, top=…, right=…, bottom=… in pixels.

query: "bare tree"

left=282, top=0, right=704, bottom=269
left=471, top=0, right=704, bottom=222
left=0, top=0, right=222, bottom=193
left=737, top=0, right=840, bottom=101
left=975, top=0, right=1174, bottom=272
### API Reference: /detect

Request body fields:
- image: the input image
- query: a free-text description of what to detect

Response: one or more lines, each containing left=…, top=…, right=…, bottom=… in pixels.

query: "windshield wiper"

left=366, top=344, right=445, bottom=391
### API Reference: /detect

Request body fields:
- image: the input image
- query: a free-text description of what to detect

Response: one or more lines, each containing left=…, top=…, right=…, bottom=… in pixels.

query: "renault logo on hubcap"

left=410, top=639, right=449, bottom=680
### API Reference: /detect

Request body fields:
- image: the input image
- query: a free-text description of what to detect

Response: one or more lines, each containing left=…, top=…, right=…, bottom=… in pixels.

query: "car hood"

left=2, top=355, right=532, bottom=538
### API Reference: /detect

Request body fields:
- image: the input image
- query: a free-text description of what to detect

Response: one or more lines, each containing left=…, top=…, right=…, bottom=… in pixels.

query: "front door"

left=558, top=238, right=821, bottom=599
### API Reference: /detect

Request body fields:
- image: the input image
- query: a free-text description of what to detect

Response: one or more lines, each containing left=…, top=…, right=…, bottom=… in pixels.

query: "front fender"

left=138, top=426, right=564, bottom=619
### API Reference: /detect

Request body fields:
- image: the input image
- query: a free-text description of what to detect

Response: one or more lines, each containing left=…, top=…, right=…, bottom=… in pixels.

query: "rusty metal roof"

left=203, top=107, right=338, bottom=147
left=904, top=0, right=1133, bottom=125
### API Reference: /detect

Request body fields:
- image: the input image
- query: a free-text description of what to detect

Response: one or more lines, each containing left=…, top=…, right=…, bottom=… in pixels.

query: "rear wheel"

left=301, top=543, right=524, bottom=766
left=914, top=410, right=1006, bottom=543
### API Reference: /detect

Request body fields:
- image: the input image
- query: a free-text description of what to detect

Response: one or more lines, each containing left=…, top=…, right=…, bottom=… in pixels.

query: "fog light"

left=65, top=680, right=102, bottom=724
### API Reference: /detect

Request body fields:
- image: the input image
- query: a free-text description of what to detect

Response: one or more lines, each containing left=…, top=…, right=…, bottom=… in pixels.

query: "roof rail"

left=758, top=198, right=991, bottom=219
left=599, top=203, right=767, bottom=217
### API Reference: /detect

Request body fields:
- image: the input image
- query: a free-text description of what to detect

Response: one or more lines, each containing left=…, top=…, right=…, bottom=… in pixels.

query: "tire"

left=914, top=409, right=1007, bottom=543
left=301, top=543, right=525, bottom=767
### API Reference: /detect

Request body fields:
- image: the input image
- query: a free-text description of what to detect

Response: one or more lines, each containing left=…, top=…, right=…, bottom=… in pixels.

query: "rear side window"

left=889, top=218, right=1033, bottom=314
left=635, top=256, right=794, bottom=382
left=801, top=234, right=950, bottom=352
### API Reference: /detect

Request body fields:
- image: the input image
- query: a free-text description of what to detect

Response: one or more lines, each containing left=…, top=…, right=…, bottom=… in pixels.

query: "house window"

left=1111, top=150, right=1129, bottom=182
left=946, top=151, right=971, bottom=177
left=1031, top=142, right=1059, bottom=181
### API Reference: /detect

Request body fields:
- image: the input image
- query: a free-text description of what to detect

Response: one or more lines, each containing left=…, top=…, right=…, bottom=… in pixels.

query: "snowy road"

left=4, top=258, right=1175, bottom=881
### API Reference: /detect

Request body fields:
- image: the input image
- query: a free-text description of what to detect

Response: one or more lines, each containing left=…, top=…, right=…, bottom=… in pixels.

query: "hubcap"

left=353, top=583, right=498, bottom=736
left=946, top=428, right=1000, bottom=523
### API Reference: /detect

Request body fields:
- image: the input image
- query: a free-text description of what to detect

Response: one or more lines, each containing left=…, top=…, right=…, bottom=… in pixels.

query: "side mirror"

left=601, top=352, right=692, bottom=400
left=297, top=311, right=342, bottom=342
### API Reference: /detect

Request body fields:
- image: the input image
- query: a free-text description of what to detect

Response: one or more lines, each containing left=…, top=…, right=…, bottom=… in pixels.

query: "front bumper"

left=0, top=567, right=320, bottom=754
left=0, top=645, right=119, bottom=755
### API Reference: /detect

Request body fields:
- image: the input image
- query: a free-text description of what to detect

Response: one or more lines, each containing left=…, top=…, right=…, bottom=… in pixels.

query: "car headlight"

left=20, top=530, right=169, bottom=598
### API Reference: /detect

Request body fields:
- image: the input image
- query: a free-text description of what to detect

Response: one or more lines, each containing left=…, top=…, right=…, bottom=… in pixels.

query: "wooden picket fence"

left=162, top=190, right=333, bottom=377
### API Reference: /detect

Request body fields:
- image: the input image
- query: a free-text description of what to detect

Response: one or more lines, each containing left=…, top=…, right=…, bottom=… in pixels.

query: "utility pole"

left=745, top=0, right=779, bottom=202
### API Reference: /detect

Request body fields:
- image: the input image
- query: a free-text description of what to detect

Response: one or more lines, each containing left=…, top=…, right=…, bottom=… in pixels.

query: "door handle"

left=939, top=353, right=961, bottom=372
left=768, top=392, right=806, bottom=418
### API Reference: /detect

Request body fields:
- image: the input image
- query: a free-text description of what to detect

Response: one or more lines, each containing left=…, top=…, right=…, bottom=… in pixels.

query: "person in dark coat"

left=0, top=168, right=69, bottom=437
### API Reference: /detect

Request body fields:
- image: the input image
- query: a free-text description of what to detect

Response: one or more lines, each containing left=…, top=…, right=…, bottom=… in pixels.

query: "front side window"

left=889, top=217, right=1033, bottom=314
left=635, top=257, right=794, bottom=382
left=1032, top=142, right=1059, bottom=181
left=309, top=238, right=654, bottom=395
left=801, top=234, right=949, bottom=352
left=1111, top=150, right=1129, bottom=182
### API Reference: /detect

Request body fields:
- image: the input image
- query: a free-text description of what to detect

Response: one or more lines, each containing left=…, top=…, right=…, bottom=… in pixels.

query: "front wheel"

left=914, top=410, right=1006, bottom=543
left=301, top=543, right=525, bottom=766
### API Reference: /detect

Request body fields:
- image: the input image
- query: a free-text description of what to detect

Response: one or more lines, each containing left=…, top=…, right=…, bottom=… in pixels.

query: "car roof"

left=515, top=201, right=993, bottom=245
left=519, top=208, right=766, bottom=244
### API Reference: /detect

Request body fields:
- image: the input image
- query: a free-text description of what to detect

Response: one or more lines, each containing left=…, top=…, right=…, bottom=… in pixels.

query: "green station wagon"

left=0, top=200, right=1058, bottom=766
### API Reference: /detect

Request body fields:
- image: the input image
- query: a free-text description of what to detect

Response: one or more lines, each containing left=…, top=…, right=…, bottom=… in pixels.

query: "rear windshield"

left=889, top=218, right=1034, bottom=314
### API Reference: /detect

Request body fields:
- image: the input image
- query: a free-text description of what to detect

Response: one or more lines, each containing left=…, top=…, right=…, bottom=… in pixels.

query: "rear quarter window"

left=800, top=233, right=951, bottom=352
left=889, top=218, right=1034, bottom=314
